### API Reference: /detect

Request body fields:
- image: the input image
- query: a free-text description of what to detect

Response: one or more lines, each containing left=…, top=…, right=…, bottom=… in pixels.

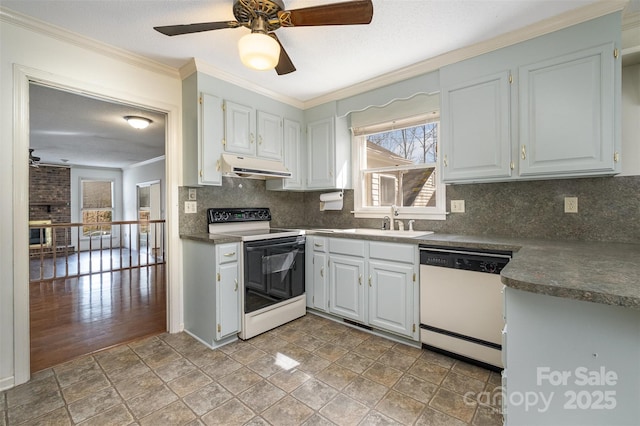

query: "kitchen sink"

left=316, top=228, right=434, bottom=239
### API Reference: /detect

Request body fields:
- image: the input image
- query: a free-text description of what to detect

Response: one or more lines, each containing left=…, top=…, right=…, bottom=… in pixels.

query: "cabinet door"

left=216, top=243, right=240, bottom=340
left=519, top=43, right=617, bottom=176
left=224, top=101, right=255, bottom=156
left=368, top=260, right=415, bottom=338
left=312, top=252, right=328, bottom=311
left=282, top=119, right=302, bottom=189
left=307, top=118, right=335, bottom=189
left=329, top=254, right=365, bottom=323
left=441, top=71, right=512, bottom=182
left=199, top=93, right=223, bottom=185
left=257, top=110, right=282, bottom=161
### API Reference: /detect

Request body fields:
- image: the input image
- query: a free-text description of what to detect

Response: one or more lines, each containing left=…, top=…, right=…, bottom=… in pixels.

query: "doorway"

left=28, top=83, right=168, bottom=372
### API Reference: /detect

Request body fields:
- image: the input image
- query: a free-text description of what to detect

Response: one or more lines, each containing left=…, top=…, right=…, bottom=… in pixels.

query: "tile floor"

left=1, top=314, right=504, bottom=425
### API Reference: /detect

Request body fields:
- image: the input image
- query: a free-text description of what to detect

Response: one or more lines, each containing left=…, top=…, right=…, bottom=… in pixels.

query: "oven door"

left=244, top=235, right=305, bottom=314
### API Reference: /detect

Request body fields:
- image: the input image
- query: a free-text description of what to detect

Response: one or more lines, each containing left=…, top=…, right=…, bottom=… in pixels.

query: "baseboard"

left=0, top=375, right=15, bottom=391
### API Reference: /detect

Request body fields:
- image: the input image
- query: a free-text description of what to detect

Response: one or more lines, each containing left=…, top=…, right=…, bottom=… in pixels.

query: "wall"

left=29, top=165, right=71, bottom=224
left=0, top=15, right=182, bottom=389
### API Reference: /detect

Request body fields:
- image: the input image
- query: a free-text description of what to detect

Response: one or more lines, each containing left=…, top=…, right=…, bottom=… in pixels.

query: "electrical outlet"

left=564, top=197, right=578, bottom=213
left=184, top=201, right=197, bottom=214
left=188, top=188, right=197, bottom=201
left=451, top=200, right=465, bottom=213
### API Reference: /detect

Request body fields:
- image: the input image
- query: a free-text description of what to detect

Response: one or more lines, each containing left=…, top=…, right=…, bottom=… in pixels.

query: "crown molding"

left=302, top=0, right=628, bottom=109
left=0, top=7, right=180, bottom=79
left=125, top=155, right=166, bottom=170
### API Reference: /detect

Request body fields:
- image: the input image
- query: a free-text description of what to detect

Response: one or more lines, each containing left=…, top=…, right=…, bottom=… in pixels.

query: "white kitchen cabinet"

left=182, top=239, right=240, bottom=348
left=519, top=43, right=618, bottom=177
left=441, top=71, right=512, bottom=182
left=224, top=100, right=255, bottom=156
left=329, top=253, right=366, bottom=323
left=267, top=118, right=302, bottom=191
left=320, top=238, right=419, bottom=340
left=215, top=242, right=241, bottom=340
left=439, top=13, right=621, bottom=183
left=256, top=110, right=283, bottom=161
left=305, top=236, right=329, bottom=311
left=307, top=117, right=335, bottom=189
left=224, top=101, right=284, bottom=161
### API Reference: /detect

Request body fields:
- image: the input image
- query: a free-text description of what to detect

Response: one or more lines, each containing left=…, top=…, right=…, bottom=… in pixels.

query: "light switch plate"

left=451, top=200, right=465, bottom=213
left=188, top=188, right=197, bottom=200
left=184, top=201, right=197, bottom=214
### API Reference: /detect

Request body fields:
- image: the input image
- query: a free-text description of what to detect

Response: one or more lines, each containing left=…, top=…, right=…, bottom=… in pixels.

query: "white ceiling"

left=4, top=0, right=637, bottom=168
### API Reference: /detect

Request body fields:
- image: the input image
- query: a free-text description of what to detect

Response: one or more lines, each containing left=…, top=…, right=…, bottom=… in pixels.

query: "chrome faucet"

left=408, top=219, right=416, bottom=231
left=382, top=216, right=390, bottom=230
left=390, top=205, right=399, bottom=230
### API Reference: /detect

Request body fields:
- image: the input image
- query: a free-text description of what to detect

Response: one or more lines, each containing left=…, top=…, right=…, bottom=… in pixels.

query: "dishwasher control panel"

left=419, top=246, right=511, bottom=274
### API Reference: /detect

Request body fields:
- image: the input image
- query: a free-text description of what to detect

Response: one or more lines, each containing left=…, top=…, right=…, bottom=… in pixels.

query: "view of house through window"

left=361, top=121, right=439, bottom=209
left=81, top=179, right=113, bottom=236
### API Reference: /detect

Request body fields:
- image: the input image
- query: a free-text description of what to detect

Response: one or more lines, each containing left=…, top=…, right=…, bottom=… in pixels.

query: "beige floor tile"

left=314, top=342, right=349, bottom=362
left=316, top=364, right=358, bottom=390
left=334, top=352, right=374, bottom=374
left=201, top=398, right=255, bottom=425
left=153, top=356, right=197, bottom=382
left=182, top=382, right=233, bottom=416
left=352, top=341, right=390, bottom=360
left=408, top=360, right=450, bottom=385
left=452, top=361, right=491, bottom=382
left=19, top=405, right=71, bottom=426
left=6, top=389, right=64, bottom=425
left=113, top=370, right=163, bottom=400
left=375, top=390, right=425, bottom=425
left=167, top=369, right=213, bottom=397
left=301, top=413, right=336, bottom=426
left=67, top=387, right=122, bottom=424
left=143, top=345, right=183, bottom=369
left=292, top=335, right=326, bottom=352
left=377, top=350, right=417, bottom=372
left=230, top=347, right=267, bottom=365
left=419, top=350, right=456, bottom=369
left=60, top=372, right=111, bottom=404
left=291, top=379, right=338, bottom=410
left=94, top=347, right=140, bottom=372
left=416, top=407, right=468, bottom=426
left=297, top=353, right=331, bottom=375
left=362, top=362, right=403, bottom=388
left=218, top=367, right=264, bottom=395
left=262, top=395, right=315, bottom=425
left=104, top=359, right=151, bottom=385
left=183, top=346, right=227, bottom=368
left=319, top=394, right=369, bottom=426
left=359, top=410, right=404, bottom=425
left=201, top=355, right=242, bottom=379
left=238, top=380, right=286, bottom=413
left=139, top=400, right=197, bottom=426
left=5, top=375, right=59, bottom=408
left=472, top=405, right=504, bottom=426
left=429, top=388, right=477, bottom=423
left=126, top=385, right=178, bottom=419
left=342, top=376, right=388, bottom=406
left=246, top=354, right=287, bottom=378
left=76, top=403, right=133, bottom=426
left=268, top=369, right=312, bottom=393
left=393, top=374, right=438, bottom=404
left=442, top=371, right=487, bottom=396
left=55, top=359, right=102, bottom=388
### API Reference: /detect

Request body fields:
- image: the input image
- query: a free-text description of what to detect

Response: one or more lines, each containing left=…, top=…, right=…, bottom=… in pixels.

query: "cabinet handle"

left=320, top=267, right=324, bottom=277
left=368, top=275, right=372, bottom=287
left=224, top=252, right=236, bottom=257
left=314, top=242, right=324, bottom=247
left=258, top=135, right=263, bottom=145
left=234, top=278, right=238, bottom=292
left=521, top=145, right=526, bottom=160
left=614, top=151, right=620, bottom=162
left=250, top=133, right=255, bottom=144
left=358, top=274, right=362, bottom=285
left=443, top=155, right=448, bottom=167
left=510, top=161, right=515, bottom=170
left=216, top=160, right=221, bottom=171
left=217, top=324, right=221, bottom=333
left=217, top=272, right=221, bottom=282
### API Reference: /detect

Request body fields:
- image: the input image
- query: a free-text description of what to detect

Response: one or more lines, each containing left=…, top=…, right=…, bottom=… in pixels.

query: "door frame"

left=13, top=64, right=183, bottom=385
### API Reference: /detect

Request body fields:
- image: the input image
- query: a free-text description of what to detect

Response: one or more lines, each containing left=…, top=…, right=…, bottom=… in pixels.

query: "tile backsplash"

left=180, top=175, right=640, bottom=243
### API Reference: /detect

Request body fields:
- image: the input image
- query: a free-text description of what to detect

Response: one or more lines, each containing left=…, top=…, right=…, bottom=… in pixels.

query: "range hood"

left=221, top=154, right=292, bottom=179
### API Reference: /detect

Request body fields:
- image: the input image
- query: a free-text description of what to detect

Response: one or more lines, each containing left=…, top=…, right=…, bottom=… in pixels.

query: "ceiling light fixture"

left=124, top=115, right=152, bottom=129
left=238, top=16, right=280, bottom=71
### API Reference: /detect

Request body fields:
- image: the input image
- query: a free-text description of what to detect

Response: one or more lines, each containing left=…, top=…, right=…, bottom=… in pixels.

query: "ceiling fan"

left=29, top=149, right=40, bottom=168
left=154, top=0, right=374, bottom=75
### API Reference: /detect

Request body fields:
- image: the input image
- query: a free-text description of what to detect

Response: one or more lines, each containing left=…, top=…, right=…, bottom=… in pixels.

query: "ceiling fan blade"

left=270, top=34, right=296, bottom=75
left=154, top=21, right=239, bottom=36
left=279, top=0, right=373, bottom=27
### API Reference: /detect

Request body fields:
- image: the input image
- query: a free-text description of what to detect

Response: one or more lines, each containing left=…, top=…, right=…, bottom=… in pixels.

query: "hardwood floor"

left=29, top=264, right=166, bottom=373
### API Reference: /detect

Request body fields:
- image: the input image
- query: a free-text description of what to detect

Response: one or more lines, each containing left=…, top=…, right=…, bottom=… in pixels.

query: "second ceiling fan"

left=154, top=0, right=374, bottom=75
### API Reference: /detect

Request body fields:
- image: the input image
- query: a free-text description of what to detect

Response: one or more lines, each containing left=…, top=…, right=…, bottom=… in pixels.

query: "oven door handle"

left=245, top=240, right=305, bottom=251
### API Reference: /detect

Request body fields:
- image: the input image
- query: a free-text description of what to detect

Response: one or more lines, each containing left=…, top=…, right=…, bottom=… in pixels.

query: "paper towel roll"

left=320, top=191, right=343, bottom=202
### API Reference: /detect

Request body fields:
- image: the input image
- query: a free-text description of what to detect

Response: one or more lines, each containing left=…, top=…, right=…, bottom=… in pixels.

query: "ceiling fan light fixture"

left=238, top=32, right=280, bottom=71
left=124, top=115, right=152, bottom=129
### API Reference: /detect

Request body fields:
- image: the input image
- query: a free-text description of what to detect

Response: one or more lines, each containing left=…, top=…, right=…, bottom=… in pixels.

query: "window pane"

left=363, top=167, right=436, bottom=207
left=82, top=210, right=112, bottom=236
left=138, top=186, right=150, bottom=208
left=366, top=122, right=438, bottom=166
left=82, top=181, right=113, bottom=209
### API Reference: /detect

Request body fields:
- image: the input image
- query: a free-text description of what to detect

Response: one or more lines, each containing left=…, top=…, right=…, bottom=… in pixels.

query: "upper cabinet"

left=440, top=13, right=622, bottom=184
left=224, top=101, right=283, bottom=161
left=307, top=117, right=336, bottom=189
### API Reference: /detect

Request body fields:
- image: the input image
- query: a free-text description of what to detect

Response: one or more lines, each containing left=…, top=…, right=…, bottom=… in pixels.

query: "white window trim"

left=80, top=178, right=115, bottom=239
left=352, top=133, right=447, bottom=221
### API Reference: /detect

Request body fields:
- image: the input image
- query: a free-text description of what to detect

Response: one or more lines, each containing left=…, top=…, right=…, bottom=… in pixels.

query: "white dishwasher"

left=419, top=246, right=511, bottom=370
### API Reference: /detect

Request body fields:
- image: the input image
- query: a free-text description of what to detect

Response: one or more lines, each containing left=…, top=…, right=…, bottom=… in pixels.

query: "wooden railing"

left=29, top=220, right=165, bottom=282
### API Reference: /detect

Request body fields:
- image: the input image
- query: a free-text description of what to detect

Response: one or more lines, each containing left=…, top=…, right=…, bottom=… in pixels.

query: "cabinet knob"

left=216, top=160, right=221, bottom=171
left=368, top=275, right=372, bottom=287
left=358, top=274, right=362, bottom=285
left=234, top=278, right=238, bottom=291
left=258, top=135, right=263, bottom=145
left=443, top=155, right=448, bottom=167
left=320, top=267, right=324, bottom=277
left=521, top=145, right=527, bottom=160
left=250, top=133, right=255, bottom=144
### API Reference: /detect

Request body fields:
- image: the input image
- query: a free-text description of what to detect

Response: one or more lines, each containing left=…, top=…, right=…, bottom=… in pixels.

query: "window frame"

left=352, top=119, right=446, bottom=221
left=80, top=179, right=115, bottom=238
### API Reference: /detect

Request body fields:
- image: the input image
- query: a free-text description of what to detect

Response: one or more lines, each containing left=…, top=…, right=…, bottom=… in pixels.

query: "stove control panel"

left=207, top=207, right=271, bottom=224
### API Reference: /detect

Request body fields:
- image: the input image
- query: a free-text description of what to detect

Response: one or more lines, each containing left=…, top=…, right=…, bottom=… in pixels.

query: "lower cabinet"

left=183, top=240, right=240, bottom=348
left=307, top=236, right=419, bottom=340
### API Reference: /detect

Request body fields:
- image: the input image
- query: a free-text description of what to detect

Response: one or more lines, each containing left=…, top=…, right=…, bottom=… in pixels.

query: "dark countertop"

left=180, top=229, right=640, bottom=311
